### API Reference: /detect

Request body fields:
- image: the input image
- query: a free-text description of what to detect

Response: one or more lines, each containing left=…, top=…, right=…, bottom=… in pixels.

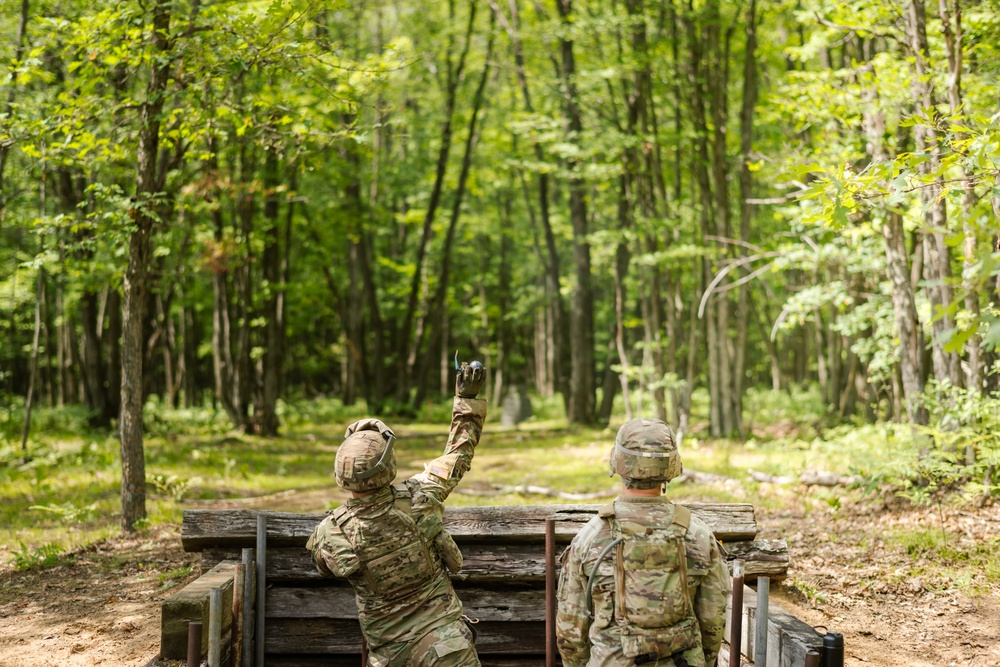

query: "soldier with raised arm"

left=306, top=360, right=487, bottom=667
left=556, top=418, right=731, bottom=667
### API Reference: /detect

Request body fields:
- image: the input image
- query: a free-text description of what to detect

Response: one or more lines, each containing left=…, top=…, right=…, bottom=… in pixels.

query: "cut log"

left=202, top=539, right=787, bottom=585
left=182, top=503, right=757, bottom=551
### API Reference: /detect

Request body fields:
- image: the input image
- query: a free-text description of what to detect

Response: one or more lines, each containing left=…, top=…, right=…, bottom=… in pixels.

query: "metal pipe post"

left=186, top=621, right=202, bottom=667
left=241, top=547, right=254, bottom=667
left=256, top=514, right=267, bottom=667
left=754, top=576, right=769, bottom=667
left=728, top=560, right=744, bottom=667
left=805, top=649, right=821, bottom=667
left=361, top=636, right=369, bottom=666
left=545, top=518, right=557, bottom=667
left=208, top=587, right=223, bottom=667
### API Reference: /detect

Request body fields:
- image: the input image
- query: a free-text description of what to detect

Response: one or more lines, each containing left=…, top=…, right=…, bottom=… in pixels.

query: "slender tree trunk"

left=557, top=0, right=595, bottom=424
left=863, top=70, right=927, bottom=425
left=21, top=268, right=43, bottom=461
left=256, top=138, right=282, bottom=436
left=120, top=0, right=171, bottom=532
left=907, top=0, right=962, bottom=388
left=0, top=0, right=29, bottom=209
left=735, top=0, right=758, bottom=436
left=399, top=0, right=478, bottom=393
left=939, top=0, right=982, bottom=390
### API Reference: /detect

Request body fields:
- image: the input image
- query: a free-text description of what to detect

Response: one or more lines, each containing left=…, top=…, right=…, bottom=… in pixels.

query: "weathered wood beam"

left=265, top=656, right=556, bottom=667
left=266, top=618, right=546, bottom=655
left=267, top=586, right=546, bottom=622
left=160, top=560, right=236, bottom=660
left=202, top=538, right=787, bottom=585
left=182, top=503, right=757, bottom=551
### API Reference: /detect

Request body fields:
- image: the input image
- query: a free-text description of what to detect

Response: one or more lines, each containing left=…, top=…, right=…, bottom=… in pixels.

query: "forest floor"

left=1, top=409, right=999, bottom=666
left=1, top=486, right=998, bottom=666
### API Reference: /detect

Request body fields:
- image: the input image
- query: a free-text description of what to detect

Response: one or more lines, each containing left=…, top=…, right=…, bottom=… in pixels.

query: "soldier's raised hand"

left=455, top=358, right=486, bottom=398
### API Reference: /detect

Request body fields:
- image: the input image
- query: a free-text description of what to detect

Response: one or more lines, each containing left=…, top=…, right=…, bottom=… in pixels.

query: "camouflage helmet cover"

left=335, top=419, right=397, bottom=491
left=609, top=418, right=682, bottom=488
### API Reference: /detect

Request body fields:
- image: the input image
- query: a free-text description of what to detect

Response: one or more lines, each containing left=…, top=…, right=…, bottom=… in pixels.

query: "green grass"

left=0, top=386, right=994, bottom=590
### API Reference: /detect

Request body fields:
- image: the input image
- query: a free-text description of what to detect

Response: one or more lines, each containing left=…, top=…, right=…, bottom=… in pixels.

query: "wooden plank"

left=203, top=538, right=787, bottom=585
left=182, top=503, right=757, bottom=551
left=265, top=656, right=555, bottom=667
left=160, top=561, right=236, bottom=661
left=265, top=619, right=546, bottom=655
left=267, top=587, right=546, bottom=622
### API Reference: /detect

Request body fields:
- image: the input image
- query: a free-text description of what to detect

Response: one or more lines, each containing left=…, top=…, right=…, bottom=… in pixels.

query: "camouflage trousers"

left=367, top=619, right=480, bottom=667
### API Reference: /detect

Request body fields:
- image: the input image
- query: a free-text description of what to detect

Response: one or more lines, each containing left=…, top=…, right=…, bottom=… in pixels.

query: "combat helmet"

left=609, top=418, right=682, bottom=489
left=335, top=419, right=397, bottom=492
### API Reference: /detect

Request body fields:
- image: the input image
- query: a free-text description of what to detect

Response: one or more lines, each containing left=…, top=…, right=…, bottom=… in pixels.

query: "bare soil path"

left=1, top=493, right=998, bottom=666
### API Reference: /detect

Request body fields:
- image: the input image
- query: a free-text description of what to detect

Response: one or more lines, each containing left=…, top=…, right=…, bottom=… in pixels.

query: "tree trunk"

left=0, top=0, right=29, bottom=210
left=735, top=0, right=758, bottom=436
left=939, top=0, right=982, bottom=390
left=21, top=267, right=43, bottom=461
left=399, top=0, right=478, bottom=394
left=120, top=0, right=171, bottom=532
left=557, top=0, right=595, bottom=425
left=907, top=0, right=962, bottom=388
left=863, top=69, right=927, bottom=425
left=256, top=139, right=282, bottom=436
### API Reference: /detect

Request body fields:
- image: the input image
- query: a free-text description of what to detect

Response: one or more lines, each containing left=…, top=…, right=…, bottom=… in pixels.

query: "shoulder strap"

left=672, top=504, right=691, bottom=532
left=391, top=482, right=412, bottom=514
left=331, top=505, right=351, bottom=529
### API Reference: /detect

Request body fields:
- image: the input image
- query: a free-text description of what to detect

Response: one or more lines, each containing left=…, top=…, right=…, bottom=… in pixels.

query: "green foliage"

left=9, top=541, right=65, bottom=571
left=29, top=501, right=99, bottom=523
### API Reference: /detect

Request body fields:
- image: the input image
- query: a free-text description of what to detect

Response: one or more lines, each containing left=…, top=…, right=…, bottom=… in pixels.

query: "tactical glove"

left=456, top=360, right=486, bottom=398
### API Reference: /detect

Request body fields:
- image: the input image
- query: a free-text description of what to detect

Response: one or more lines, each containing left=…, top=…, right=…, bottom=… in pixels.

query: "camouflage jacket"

left=306, top=396, right=487, bottom=649
left=556, top=497, right=731, bottom=667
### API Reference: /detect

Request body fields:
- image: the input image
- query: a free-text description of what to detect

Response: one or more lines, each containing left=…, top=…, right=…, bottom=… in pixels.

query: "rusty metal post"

left=728, top=560, right=744, bottom=667
left=545, top=518, right=557, bottom=667
left=754, top=576, right=770, bottom=667
left=805, top=649, right=821, bottom=667
left=361, top=636, right=369, bottom=666
left=186, top=621, right=202, bottom=667
left=255, top=514, right=267, bottom=667
left=232, top=563, right=245, bottom=667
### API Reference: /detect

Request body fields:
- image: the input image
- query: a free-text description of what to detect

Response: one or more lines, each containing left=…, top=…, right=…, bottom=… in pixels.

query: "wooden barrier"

left=165, top=504, right=790, bottom=664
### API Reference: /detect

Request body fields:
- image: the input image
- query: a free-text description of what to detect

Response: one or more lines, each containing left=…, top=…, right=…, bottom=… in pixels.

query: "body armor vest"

left=331, top=483, right=463, bottom=603
left=596, top=500, right=702, bottom=660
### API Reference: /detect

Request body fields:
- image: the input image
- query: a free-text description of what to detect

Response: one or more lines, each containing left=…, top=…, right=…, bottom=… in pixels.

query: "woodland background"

left=1, top=0, right=1000, bottom=531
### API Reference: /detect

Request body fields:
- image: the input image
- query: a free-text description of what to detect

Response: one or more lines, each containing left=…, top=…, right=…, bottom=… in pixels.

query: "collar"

left=345, top=485, right=393, bottom=507
left=616, top=495, right=671, bottom=504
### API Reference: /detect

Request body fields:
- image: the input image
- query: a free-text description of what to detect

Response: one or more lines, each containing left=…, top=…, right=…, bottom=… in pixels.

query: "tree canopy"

left=2, top=0, right=999, bottom=528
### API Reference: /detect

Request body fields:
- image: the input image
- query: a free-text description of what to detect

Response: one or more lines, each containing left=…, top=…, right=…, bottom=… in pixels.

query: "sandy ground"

left=1, top=494, right=998, bottom=666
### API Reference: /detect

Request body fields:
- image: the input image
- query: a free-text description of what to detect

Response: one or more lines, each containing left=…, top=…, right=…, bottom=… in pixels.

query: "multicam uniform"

left=306, top=396, right=487, bottom=667
left=556, top=498, right=730, bottom=667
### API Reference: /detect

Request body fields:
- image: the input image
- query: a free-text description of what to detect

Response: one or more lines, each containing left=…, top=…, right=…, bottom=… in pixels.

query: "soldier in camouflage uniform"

left=556, top=418, right=731, bottom=667
left=306, top=361, right=487, bottom=667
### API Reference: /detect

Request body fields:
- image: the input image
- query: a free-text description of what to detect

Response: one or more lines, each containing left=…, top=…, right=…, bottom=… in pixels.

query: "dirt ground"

left=1, top=493, right=998, bottom=666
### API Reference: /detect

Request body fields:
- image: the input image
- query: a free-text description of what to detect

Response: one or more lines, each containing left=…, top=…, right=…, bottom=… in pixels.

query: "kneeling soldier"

left=556, top=418, right=731, bottom=667
left=307, top=361, right=487, bottom=666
